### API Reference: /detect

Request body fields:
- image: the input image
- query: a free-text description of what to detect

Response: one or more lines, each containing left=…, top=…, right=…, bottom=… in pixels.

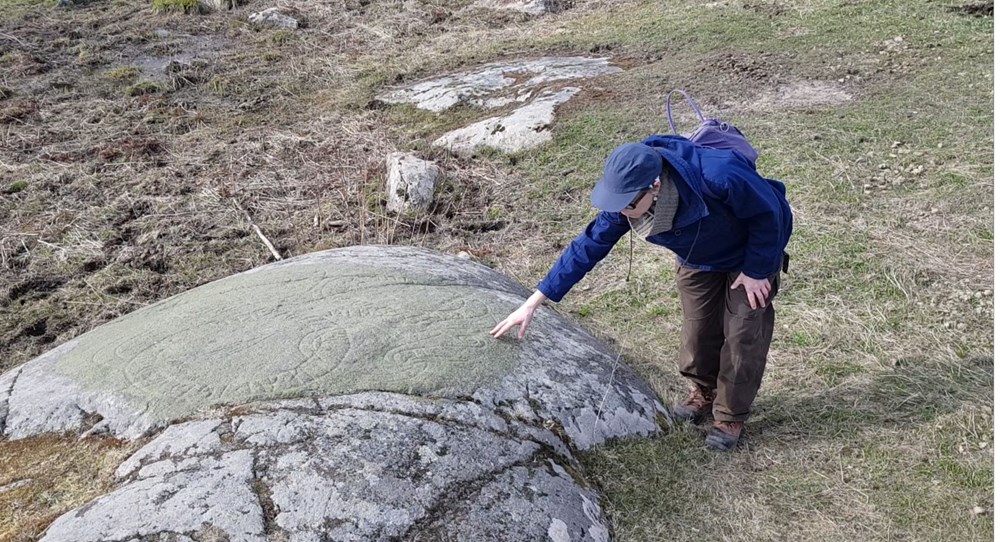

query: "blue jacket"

left=537, top=135, right=793, bottom=302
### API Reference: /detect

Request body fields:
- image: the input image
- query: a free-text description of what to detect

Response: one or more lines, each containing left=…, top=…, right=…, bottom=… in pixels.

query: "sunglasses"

left=623, top=190, right=650, bottom=211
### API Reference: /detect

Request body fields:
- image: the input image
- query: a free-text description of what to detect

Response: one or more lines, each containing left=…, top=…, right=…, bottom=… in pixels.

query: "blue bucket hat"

left=590, top=143, right=664, bottom=212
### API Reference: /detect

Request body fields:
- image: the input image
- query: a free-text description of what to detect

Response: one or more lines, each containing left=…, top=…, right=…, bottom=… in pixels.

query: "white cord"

left=592, top=320, right=632, bottom=441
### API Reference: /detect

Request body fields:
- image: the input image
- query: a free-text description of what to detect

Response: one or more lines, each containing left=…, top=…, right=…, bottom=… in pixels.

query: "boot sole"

left=705, top=429, right=742, bottom=451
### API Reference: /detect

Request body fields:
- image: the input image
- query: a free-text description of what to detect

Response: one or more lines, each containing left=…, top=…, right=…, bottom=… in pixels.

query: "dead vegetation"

left=0, top=435, right=142, bottom=542
left=0, top=0, right=525, bottom=374
left=0, top=0, right=993, bottom=540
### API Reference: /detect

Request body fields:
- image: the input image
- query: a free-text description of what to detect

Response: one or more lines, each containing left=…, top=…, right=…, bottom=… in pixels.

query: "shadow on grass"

left=752, top=355, right=993, bottom=442
left=579, top=354, right=993, bottom=540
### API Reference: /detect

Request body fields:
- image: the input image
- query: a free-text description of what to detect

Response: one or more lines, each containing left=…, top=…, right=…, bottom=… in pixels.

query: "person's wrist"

left=525, top=290, right=547, bottom=309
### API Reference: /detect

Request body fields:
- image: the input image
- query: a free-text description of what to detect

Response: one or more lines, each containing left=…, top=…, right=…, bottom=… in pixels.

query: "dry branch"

left=232, top=198, right=282, bottom=261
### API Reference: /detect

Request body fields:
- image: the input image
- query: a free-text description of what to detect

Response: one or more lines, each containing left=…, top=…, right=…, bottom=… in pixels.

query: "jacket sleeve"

left=709, top=160, right=789, bottom=279
left=536, top=211, right=630, bottom=302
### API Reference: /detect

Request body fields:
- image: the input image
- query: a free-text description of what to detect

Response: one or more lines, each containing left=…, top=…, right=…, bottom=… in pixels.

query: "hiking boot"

left=705, top=420, right=744, bottom=452
left=672, top=386, right=715, bottom=424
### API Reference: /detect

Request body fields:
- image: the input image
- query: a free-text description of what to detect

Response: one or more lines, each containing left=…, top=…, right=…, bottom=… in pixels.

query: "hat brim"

left=590, top=174, right=643, bottom=212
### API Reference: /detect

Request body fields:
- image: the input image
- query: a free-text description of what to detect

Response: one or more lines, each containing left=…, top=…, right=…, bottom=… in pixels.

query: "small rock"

left=377, top=57, right=619, bottom=113
left=456, top=251, right=472, bottom=260
left=385, top=153, right=441, bottom=214
left=200, top=0, right=240, bottom=10
left=471, top=0, right=564, bottom=16
left=434, top=88, right=580, bottom=156
left=972, top=506, right=985, bottom=515
left=249, top=7, right=300, bottom=29
left=0, top=479, right=33, bottom=494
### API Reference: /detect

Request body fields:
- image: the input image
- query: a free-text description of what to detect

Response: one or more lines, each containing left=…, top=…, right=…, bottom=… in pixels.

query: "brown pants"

left=675, top=267, right=779, bottom=422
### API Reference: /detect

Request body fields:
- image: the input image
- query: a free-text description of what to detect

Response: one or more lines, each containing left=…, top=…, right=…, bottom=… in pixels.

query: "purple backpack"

left=666, top=89, right=759, bottom=168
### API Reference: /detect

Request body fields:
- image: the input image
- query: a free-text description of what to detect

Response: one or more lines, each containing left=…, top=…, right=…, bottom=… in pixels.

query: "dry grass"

left=0, top=1, right=525, bottom=371
left=0, top=436, right=141, bottom=541
left=0, top=0, right=993, bottom=540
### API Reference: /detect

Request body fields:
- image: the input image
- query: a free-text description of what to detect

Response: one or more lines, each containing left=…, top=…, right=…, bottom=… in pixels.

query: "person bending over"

left=490, top=137, right=793, bottom=451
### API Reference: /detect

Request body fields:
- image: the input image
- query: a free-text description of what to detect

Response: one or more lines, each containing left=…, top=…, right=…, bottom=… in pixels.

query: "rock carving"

left=2, top=247, right=671, bottom=541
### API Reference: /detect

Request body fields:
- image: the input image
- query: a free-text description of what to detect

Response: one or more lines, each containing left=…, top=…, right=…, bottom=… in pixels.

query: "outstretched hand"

left=491, top=291, right=548, bottom=340
left=490, top=304, right=537, bottom=340
left=731, top=273, right=772, bottom=310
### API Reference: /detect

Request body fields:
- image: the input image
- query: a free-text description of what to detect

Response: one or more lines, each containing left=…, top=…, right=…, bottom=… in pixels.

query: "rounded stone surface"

left=2, top=247, right=668, bottom=447
left=52, top=262, right=518, bottom=422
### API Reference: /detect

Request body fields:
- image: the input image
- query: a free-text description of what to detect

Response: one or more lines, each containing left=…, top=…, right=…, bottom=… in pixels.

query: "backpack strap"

left=666, top=89, right=705, bottom=135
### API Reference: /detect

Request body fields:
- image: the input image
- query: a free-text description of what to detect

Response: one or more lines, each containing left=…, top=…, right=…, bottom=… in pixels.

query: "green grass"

left=151, top=0, right=200, bottom=14
left=264, top=29, right=294, bottom=45
left=383, top=103, right=491, bottom=139
left=124, top=81, right=163, bottom=96
left=106, top=66, right=140, bottom=81
left=206, top=76, right=232, bottom=95
left=487, top=1, right=992, bottom=539
left=0, top=0, right=992, bottom=539
left=3, top=180, right=28, bottom=194
left=0, top=0, right=48, bottom=22
left=812, top=358, right=865, bottom=382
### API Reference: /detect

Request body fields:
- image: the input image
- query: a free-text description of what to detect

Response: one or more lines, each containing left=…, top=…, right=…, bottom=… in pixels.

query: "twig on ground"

left=232, top=198, right=282, bottom=261
left=36, top=240, right=66, bottom=254
left=0, top=31, right=28, bottom=48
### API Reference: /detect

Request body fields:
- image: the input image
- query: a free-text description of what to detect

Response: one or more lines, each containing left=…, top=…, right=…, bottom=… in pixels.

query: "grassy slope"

left=507, top=3, right=994, bottom=541
left=0, top=0, right=993, bottom=540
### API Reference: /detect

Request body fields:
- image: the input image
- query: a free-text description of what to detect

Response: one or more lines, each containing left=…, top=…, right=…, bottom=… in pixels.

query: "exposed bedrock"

left=2, top=246, right=671, bottom=541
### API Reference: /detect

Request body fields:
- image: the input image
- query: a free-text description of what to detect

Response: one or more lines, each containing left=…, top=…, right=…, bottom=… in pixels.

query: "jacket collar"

left=641, top=135, right=709, bottom=230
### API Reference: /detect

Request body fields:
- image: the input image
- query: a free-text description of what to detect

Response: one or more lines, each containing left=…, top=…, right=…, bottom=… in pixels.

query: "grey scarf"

left=626, top=171, right=679, bottom=238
